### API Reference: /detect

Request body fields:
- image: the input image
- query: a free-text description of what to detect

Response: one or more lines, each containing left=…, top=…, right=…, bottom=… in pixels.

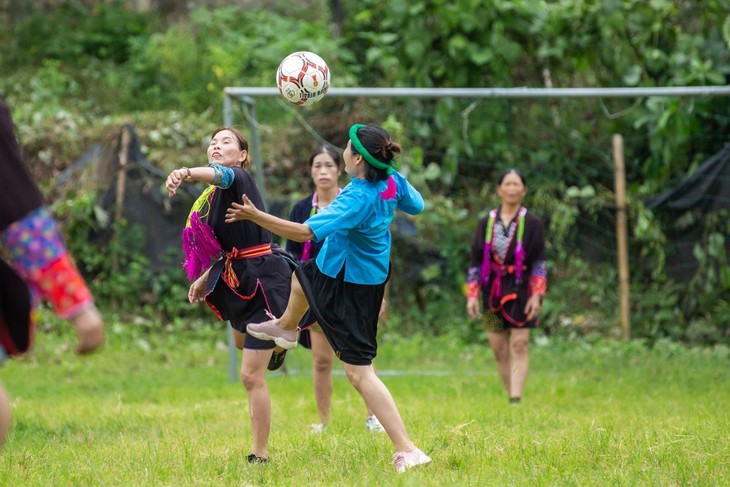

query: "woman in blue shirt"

left=226, top=123, right=431, bottom=473
left=287, top=144, right=385, bottom=434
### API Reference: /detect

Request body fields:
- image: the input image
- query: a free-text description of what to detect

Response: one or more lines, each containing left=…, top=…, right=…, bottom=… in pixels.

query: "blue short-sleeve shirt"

left=306, top=170, right=424, bottom=285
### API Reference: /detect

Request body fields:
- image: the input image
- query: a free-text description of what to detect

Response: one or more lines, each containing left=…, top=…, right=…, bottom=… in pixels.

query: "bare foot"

left=72, top=306, right=105, bottom=355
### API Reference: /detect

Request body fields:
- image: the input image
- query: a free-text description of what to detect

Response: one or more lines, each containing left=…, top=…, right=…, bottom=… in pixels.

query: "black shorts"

left=295, top=260, right=388, bottom=366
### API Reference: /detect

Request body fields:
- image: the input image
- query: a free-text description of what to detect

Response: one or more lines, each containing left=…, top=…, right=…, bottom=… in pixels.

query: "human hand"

left=72, top=306, right=105, bottom=355
left=188, top=274, right=208, bottom=303
left=466, top=297, right=481, bottom=320
left=166, top=168, right=191, bottom=197
left=524, top=294, right=543, bottom=321
left=225, top=194, right=258, bottom=223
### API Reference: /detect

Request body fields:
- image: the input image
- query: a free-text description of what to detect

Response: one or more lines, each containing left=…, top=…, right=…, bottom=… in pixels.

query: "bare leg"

left=239, top=332, right=272, bottom=459
left=488, top=331, right=511, bottom=396
left=232, top=328, right=245, bottom=350
left=508, top=329, right=530, bottom=399
left=343, top=363, right=415, bottom=452
left=0, top=384, right=10, bottom=446
left=366, top=365, right=377, bottom=418
left=277, top=272, right=309, bottom=330
left=310, top=330, right=334, bottom=426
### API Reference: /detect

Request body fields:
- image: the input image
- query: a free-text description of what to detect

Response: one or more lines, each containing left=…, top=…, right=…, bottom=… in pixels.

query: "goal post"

left=221, top=85, right=730, bottom=380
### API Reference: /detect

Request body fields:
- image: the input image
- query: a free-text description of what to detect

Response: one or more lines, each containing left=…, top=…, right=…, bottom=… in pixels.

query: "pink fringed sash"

left=479, top=209, right=498, bottom=286
left=182, top=211, right=222, bottom=281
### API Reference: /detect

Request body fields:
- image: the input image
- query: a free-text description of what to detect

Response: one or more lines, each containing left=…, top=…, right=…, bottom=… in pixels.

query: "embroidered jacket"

left=467, top=207, right=547, bottom=326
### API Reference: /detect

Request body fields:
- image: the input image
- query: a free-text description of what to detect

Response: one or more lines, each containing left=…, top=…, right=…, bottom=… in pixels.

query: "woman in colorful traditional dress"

left=226, top=123, right=431, bottom=473
left=165, top=127, right=293, bottom=463
left=466, top=168, right=547, bottom=405
left=287, top=144, right=385, bottom=434
left=0, top=98, right=105, bottom=445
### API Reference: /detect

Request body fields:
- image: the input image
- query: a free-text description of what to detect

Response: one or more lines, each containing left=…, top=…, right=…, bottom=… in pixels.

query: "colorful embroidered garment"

left=1, top=207, right=94, bottom=319
left=480, top=207, right=527, bottom=288
left=467, top=206, right=547, bottom=327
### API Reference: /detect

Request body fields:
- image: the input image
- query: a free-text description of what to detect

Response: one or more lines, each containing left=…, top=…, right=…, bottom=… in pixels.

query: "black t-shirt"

left=203, top=167, right=293, bottom=325
left=206, top=166, right=272, bottom=251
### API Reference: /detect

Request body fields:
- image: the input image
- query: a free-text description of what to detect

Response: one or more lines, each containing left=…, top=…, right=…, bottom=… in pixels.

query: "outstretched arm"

left=166, top=166, right=219, bottom=197
left=226, top=194, right=315, bottom=243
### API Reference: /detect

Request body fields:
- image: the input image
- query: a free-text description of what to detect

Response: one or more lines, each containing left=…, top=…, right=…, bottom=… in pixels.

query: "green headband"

left=349, top=124, right=395, bottom=175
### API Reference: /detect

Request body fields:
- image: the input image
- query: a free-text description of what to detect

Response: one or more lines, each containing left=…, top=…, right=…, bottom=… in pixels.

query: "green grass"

left=1, top=325, right=728, bottom=486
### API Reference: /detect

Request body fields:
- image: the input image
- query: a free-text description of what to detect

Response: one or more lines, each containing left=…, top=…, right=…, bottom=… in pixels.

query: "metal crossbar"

left=225, top=85, right=730, bottom=99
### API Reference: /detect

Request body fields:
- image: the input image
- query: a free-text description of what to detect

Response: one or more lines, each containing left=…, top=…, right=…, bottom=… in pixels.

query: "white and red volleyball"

left=276, top=51, right=330, bottom=106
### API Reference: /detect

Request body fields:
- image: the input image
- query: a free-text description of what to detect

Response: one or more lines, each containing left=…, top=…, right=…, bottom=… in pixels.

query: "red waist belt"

left=223, top=243, right=272, bottom=288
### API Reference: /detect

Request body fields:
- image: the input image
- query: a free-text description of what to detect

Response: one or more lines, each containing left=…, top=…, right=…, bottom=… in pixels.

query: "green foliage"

left=0, top=1, right=157, bottom=66
left=0, top=4, right=347, bottom=114
left=629, top=200, right=668, bottom=280
left=348, top=0, right=538, bottom=87
left=628, top=279, right=684, bottom=340
left=343, top=0, right=730, bottom=189
left=1, top=2, right=729, bottom=345
left=683, top=211, right=730, bottom=342
left=535, top=0, right=730, bottom=185
left=128, top=6, right=346, bottom=112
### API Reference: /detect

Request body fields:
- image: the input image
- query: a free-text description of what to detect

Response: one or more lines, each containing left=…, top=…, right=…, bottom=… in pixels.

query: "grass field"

left=1, top=323, right=728, bottom=486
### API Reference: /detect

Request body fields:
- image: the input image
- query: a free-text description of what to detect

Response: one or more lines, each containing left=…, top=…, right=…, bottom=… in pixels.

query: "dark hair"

left=211, top=126, right=250, bottom=168
left=497, top=168, right=526, bottom=186
left=350, top=124, right=401, bottom=182
left=308, top=144, right=342, bottom=168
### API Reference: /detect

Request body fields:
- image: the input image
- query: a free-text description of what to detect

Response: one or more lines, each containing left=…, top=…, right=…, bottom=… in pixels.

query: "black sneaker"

left=247, top=454, right=270, bottom=464
left=267, top=348, right=287, bottom=371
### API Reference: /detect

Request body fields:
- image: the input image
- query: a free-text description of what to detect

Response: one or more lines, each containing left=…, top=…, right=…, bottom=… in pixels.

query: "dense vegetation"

left=1, top=0, right=729, bottom=344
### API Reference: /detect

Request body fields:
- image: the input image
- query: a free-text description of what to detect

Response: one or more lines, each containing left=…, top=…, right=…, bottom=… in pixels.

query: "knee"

left=511, top=338, right=529, bottom=356
left=240, top=368, right=265, bottom=391
left=313, top=356, right=333, bottom=375
left=344, top=368, right=364, bottom=391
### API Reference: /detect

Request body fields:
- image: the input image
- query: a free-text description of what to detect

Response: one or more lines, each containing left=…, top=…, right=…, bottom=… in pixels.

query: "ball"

left=276, top=51, right=330, bottom=106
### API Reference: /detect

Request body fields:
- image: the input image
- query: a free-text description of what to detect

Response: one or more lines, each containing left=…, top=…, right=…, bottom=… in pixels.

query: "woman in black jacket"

left=466, top=168, right=547, bottom=405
